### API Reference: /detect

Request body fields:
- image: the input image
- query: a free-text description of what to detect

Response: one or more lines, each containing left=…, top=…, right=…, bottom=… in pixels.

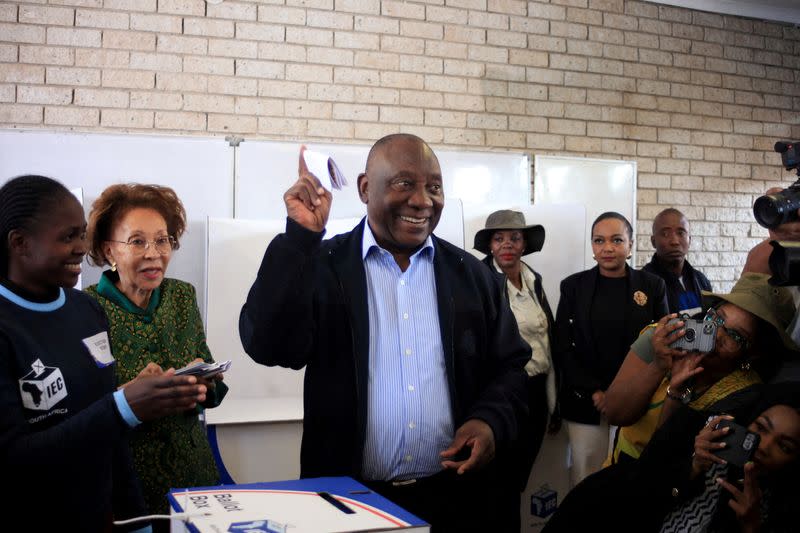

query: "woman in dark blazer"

left=554, top=211, right=667, bottom=487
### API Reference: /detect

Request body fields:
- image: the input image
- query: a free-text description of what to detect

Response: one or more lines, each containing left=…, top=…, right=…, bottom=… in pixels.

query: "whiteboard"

left=462, top=203, right=586, bottom=312
left=205, top=200, right=465, bottom=425
left=533, top=155, right=637, bottom=270
left=235, top=140, right=530, bottom=219
left=0, top=129, right=234, bottom=316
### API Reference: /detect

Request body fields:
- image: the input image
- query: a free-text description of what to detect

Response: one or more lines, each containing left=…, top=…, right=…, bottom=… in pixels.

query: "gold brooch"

left=633, top=291, right=647, bottom=306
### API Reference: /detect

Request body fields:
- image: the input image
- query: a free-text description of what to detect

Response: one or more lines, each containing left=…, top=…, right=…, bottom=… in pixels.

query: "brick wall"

left=1, top=0, right=799, bottom=289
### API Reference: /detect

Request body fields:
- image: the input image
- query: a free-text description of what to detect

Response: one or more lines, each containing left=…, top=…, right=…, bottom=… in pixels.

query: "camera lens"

left=684, top=329, right=696, bottom=342
left=754, top=190, right=800, bottom=229
left=703, top=323, right=714, bottom=334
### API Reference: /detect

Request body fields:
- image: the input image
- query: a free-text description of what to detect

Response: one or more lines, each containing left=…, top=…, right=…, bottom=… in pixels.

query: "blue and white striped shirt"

left=360, top=222, right=454, bottom=481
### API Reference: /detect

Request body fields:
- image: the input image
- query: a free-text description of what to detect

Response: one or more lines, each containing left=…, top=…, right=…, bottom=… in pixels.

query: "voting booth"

left=168, top=477, right=428, bottom=533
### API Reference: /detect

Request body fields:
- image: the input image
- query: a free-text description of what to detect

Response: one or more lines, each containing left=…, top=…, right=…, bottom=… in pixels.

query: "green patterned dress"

left=86, top=272, right=227, bottom=518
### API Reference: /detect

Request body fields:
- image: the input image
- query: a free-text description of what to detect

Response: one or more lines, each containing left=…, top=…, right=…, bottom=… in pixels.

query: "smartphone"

left=712, top=418, right=760, bottom=467
left=668, top=317, right=716, bottom=353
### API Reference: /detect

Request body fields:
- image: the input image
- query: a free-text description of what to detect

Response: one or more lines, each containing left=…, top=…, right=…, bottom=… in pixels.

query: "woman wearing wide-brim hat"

left=474, top=209, right=555, bottom=533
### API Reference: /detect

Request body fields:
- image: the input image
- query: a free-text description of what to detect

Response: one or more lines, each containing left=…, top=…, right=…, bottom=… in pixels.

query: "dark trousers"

left=361, top=467, right=503, bottom=533
left=496, top=373, right=550, bottom=533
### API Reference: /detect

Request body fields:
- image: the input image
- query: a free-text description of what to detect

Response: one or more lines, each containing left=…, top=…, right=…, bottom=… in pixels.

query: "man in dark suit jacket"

left=239, top=134, right=529, bottom=532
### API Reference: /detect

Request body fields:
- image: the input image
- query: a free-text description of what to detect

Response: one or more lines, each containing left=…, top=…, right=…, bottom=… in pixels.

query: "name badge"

left=82, top=331, right=114, bottom=367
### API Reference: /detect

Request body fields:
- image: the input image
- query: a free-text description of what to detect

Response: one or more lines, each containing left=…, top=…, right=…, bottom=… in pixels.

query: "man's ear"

left=357, top=173, right=369, bottom=204
left=650, top=235, right=656, bottom=249
left=8, top=229, right=28, bottom=258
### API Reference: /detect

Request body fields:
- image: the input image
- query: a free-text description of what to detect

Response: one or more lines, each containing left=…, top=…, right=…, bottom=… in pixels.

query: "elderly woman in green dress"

left=85, top=184, right=227, bottom=527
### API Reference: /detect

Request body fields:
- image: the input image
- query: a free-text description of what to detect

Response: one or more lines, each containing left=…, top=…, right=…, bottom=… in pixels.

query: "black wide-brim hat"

left=473, top=209, right=545, bottom=256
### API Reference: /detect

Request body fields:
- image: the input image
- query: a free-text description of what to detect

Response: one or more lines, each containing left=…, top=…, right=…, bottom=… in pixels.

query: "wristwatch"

left=666, top=385, right=692, bottom=404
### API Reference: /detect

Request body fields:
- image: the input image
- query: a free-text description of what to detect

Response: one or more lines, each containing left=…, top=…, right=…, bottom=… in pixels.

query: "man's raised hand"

left=283, top=145, right=333, bottom=232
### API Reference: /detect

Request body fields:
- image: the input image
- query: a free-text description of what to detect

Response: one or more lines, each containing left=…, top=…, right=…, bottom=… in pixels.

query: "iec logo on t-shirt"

left=18, top=358, right=68, bottom=411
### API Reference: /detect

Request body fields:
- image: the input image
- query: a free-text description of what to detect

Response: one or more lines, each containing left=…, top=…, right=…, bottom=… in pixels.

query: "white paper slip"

left=303, top=150, right=347, bottom=191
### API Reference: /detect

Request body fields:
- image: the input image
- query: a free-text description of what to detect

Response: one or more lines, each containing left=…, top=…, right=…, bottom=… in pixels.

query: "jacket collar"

left=361, top=218, right=435, bottom=262
left=96, top=270, right=161, bottom=317
left=646, top=253, right=696, bottom=280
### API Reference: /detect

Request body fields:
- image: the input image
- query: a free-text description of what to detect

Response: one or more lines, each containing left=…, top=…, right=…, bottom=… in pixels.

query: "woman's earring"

left=111, top=261, right=117, bottom=272
left=591, top=254, right=596, bottom=260
left=626, top=253, right=632, bottom=259
left=741, top=360, right=751, bottom=371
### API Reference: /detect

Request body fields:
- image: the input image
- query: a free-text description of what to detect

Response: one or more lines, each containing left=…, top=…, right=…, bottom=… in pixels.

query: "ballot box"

left=168, top=476, right=429, bottom=532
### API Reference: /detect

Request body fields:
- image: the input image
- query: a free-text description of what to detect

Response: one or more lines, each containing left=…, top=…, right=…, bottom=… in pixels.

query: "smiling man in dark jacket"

left=239, top=134, right=529, bottom=532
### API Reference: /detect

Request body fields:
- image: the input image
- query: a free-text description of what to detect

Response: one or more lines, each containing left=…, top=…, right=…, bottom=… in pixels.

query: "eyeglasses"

left=703, top=307, right=750, bottom=350
left=108, top=236, right=175, bottom=256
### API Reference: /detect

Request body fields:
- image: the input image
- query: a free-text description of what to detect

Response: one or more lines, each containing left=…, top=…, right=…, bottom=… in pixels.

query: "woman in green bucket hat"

left=604, top=272, right=798, bottom=465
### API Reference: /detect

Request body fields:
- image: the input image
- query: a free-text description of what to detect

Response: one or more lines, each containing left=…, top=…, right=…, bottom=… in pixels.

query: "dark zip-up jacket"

left=239, top=217, right=530, bottom=479
left=641, top=253, right=712, bottom=315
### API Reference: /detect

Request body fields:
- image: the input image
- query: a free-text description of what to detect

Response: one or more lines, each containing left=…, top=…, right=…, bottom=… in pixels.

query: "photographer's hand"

left=652, top=314, right=687, bottom=372
left=658, top=354, right=705, bottom=429
left=717, top=461, right=762, bottom=533
left=592, top=390, right=607, bottom=416
left=669, top=351, right=705, bottom=391
left=690, top=414, right=734, bottom=479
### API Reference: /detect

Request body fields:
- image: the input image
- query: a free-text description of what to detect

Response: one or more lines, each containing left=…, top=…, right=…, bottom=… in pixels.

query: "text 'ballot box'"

left=169, top=477, right=429, bottom=533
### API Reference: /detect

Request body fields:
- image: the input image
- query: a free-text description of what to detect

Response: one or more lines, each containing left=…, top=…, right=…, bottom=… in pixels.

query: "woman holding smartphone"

left=85, top=184, right=227, bottom=529
left=544, top=382, right=800, bottom=533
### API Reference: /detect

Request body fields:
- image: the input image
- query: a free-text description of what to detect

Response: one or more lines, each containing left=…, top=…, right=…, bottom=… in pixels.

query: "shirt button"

left=405, top=455, right=413, bottom=462
left=403, top=312, right=409, bottom=319
left=400, top=280, right=406, bottom=286
left=405, top=348, right=412, bottom=355
left=408, top=385, right=415, bottom=391
left=408, top=421, right=416, bottom=429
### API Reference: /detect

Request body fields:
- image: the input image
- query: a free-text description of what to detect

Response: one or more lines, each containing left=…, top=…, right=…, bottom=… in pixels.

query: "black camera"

left=753, top=142, right=800, bottom=229
left=767, top=240, right=800, bottom=286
